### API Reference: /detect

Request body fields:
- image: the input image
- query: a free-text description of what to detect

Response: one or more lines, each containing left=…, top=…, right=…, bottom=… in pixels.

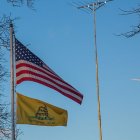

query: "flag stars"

left=15, top=39, right=44, bottom=68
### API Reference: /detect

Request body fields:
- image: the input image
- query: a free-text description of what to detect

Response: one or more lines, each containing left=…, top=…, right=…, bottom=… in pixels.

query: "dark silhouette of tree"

left=7, top=0, right=35, bottom=8
left=0, top=1, right=35, bottom=139
left=120, top=4, right=140, bottom=38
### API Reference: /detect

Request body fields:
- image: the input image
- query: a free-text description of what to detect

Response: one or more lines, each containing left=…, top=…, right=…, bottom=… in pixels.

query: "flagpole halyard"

left=10, top=21, right=16, bottom=140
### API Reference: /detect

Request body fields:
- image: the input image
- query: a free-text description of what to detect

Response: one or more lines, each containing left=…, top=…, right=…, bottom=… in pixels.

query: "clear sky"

left=1, top=0, right=140, bottom=140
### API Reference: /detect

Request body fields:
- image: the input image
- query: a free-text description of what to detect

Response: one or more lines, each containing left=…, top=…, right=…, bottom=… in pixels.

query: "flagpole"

left=76, top=1, right=113, bottom=140
left=93, top=4, right=102, bottom=140
left=10, top=21, right=16, bottom=140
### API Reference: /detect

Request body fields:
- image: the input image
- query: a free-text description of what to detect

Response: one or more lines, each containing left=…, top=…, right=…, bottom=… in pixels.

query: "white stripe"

left=16, top=60, right=58, bottom=78
left=43, top=64, right=60, bottom=77
left=16, top=73, right=82, bottom=101
left=16, top=66, right=79, bottom=93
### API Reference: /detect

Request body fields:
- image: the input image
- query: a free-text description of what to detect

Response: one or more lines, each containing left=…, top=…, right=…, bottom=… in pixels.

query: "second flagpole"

left=93, top=4, right=103, bottom=140
left=77, top=1, right=113, bottom=140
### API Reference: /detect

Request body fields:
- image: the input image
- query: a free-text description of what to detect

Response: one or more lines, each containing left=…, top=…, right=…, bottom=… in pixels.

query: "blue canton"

left=15, top=39, right=44, bottom=68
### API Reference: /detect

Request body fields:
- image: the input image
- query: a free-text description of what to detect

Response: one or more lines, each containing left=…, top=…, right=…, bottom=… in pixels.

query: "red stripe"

left=16, top=63, right=77, bottom=90
left=16, top=70, right=83, bottom=98
left=43, top=65, right=76, bottom=89
left=43, top=64, right=62, bottom=78
left=16, top=77, right=82, bottom=104
left=16, top=63, right=57, bottom=79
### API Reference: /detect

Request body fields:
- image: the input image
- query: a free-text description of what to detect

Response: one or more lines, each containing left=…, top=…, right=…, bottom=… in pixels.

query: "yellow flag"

left=16, top=93, right=68, bottom=126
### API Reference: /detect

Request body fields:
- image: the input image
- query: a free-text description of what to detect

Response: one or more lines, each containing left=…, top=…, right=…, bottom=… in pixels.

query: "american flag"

left=15, top=39, right=83, bottom=104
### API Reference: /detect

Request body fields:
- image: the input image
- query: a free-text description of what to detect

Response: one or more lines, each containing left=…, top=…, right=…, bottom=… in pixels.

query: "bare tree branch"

left=0, top=15, right=11, bottom=49
left=119, top=6, right=140, bottom=15
left=0, top=0, right=36, bottom=139
left=119, top=4, right=140, bottom=37
left=6, top=0, right=35, bottom=9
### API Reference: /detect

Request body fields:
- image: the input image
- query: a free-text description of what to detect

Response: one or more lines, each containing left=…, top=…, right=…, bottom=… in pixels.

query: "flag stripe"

left=16, top=66, right=77, bottom=92
left=16, top=60, right=58, bottom=78
left=16, top=61, right=79, bottom=92
left=16, top=73, right=83, bottom=101
left=17, top=77, right=82, bottom=104
left=16, top=70, right=83, bottom=98
left=16, top=67, right=77, bottom=91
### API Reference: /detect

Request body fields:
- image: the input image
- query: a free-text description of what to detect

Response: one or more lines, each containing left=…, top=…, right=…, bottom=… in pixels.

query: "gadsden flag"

left=16, top=93, right=68, bottom=126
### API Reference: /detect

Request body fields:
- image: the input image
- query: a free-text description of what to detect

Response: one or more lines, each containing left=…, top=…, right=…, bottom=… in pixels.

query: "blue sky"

left=1, top=0, right=140, bottom=140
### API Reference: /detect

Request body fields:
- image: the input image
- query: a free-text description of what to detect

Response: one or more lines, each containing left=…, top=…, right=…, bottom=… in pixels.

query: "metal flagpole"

left=10, top=21, right=16, bottom=140
left=76, top=1, right=113, bottom=140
